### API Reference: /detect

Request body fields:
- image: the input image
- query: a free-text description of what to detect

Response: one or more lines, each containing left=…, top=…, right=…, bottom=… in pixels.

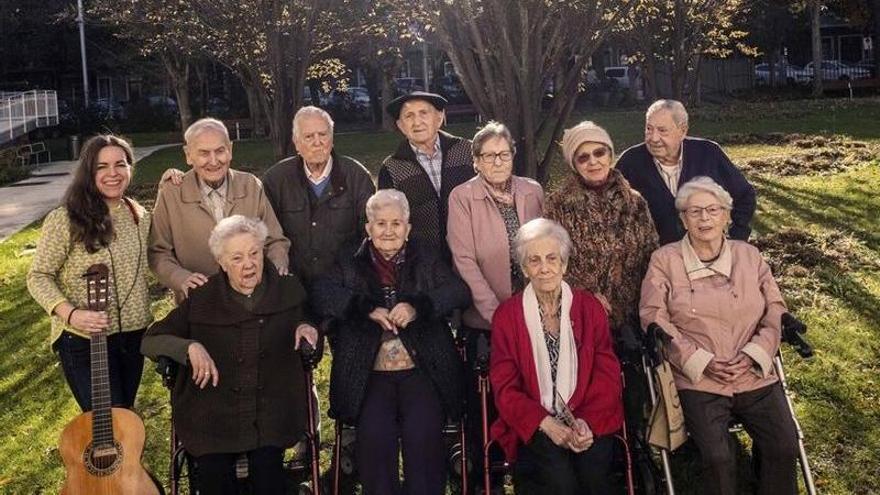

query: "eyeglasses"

left=477, top=150, right=514, bottom=164
left=682, top=204, right=727, bottom=219
left=574, top=147, right=609, bottom=165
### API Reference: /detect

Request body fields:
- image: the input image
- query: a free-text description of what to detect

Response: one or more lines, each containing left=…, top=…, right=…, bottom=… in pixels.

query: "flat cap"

left=386, top=91, right=448, bottom=120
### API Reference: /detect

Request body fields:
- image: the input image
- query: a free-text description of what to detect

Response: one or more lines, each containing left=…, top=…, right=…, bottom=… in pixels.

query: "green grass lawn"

left=1, top=97, right=879, bottom=493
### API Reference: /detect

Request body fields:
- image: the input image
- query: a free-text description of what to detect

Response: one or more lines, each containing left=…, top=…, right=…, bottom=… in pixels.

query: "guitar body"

left=59, top=407, right=161, bottom=495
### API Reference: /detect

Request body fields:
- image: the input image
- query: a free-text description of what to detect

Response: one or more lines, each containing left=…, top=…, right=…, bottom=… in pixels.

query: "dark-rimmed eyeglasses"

left=682, top=204, right=727, bottom=219
left=477, top=150, right=514, bottom=164
left=574, top=147, right=609, bottom=165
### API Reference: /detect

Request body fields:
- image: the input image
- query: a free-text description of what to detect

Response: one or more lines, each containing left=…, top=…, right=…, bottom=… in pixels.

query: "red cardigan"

left=490, top=289, right=624, bottom=461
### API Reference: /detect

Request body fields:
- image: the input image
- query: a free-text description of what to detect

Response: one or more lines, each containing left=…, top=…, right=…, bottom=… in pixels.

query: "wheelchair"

left=154, top=337, right=323, bottom=495
left=472, top=329, right=650, bottom=495
left=643, top=313, right=817, bottom=495
left=328, top=312, right=470, bottom=495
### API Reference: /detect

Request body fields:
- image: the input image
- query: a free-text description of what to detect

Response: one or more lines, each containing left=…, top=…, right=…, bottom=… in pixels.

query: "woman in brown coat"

left=545, top=121, right=658, bottom=336
left=142, top=215, right=318, bottom=494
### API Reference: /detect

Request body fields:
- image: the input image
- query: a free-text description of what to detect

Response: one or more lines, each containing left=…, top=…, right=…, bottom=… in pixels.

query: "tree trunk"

left=161, top=53, right=192, bottom=133
left=381, top=67, right=398, bottom=132
left=242, top=77, right=265, bottom=137
left=811, top=0, right=824, bottom=98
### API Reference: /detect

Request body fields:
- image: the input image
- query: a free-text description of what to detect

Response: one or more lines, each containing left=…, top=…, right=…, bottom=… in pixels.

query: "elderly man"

left=262, top=106, right=374, bottom=285
left=616, top=99, right=756, bottom=245
left=378, top=91, right=474, bottom=258
left=149, top=118, right=290, bottom=301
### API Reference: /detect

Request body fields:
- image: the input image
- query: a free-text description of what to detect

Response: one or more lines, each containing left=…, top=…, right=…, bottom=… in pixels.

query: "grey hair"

left=366, top=189, right=410, bottom=223
left=646, top=99, right=689, bottom=128
left=208, top=215, right=269, bottom=261
left=513, top=218, right=573, bottom=267
left=292, top=106, right=335, bottom=141
left=472, top=120, right=515, bottom=157
left=184, top=117, right=230, bottom=144
left=674, top=176, right=734, bottom=211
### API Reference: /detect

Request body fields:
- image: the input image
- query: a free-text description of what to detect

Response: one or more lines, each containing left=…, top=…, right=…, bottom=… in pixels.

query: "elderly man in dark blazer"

left=616, top=99, right=756, bottom=245
left=378, top=91, right=474, bottom=260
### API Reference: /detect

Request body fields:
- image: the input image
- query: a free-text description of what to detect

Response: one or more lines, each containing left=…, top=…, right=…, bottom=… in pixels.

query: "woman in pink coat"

left=446, top=121, right=544, bottom=488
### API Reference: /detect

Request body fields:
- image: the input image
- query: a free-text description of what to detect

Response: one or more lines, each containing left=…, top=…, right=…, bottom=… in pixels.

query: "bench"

left=16, top=142, right=51, bottom=166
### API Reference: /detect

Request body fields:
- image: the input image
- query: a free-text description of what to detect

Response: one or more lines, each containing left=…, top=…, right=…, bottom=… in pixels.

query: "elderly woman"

left=490, top=218, right=623, bottom=494
left=312, top=189, right=470, bottom=495
left=448, top=120, right=544, bottom=331
left=640, top=177, right=798, bottom=495
left=27, top=135, right=151, bottom=411
left=446, top=121, right=543, bottom=484
left=544, top=120, right=657, bottom=334
left=142, top=215, right=317, bottom=494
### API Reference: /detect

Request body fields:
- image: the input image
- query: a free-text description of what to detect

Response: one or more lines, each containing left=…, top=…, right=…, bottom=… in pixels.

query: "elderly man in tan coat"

left=149, top=118, right=289, bottom=301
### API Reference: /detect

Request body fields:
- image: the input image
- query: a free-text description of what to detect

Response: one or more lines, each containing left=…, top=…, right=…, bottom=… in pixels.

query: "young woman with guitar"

left=27, top=135, right=160, bottom=493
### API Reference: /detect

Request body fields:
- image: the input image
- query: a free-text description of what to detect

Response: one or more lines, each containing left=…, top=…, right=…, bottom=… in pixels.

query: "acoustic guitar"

left=58, top=263, right=161, bottom=495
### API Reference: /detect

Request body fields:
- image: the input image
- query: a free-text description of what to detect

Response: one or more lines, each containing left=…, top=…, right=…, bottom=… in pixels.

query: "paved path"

left=0, top=144, right=178, bottom=241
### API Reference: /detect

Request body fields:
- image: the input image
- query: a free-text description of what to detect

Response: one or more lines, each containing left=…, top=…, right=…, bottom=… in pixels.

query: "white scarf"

left=522, top=281, right=578, bottom=414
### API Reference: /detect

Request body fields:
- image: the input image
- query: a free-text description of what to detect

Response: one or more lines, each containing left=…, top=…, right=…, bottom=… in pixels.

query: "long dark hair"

left=64, top=135, right=135, bottom=253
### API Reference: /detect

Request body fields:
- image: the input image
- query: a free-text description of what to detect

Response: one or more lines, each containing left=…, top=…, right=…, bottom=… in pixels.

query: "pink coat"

left=447, top=175, right=544, bottom=329
left=639, top=239, right=786, bottom=396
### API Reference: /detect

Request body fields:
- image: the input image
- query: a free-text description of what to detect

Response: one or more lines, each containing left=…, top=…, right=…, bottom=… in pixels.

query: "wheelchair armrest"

left=154, top=355, right=178, bottom=389
left=645, top=323, right=670, bottom=367
left=780, top=313, right=814, bottom=359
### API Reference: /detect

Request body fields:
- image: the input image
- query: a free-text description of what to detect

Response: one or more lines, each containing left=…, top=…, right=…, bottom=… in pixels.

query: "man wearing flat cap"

left=616, top=99, right=756, bottom=245
left=379, top=91, right=474, bottom=259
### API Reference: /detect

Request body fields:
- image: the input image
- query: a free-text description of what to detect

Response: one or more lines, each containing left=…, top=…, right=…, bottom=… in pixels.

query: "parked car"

left=433, top=75, right=467, bottom=102
left=328, top=86, right=370, bottom=112
left=754, top=63, right=810, bottom=85
left=146, top=96, right=178, bottom=114
left=603, top=66, right=641, bottom=89
left=852, top=58, right=877, bottom=77
left=803, top=60, right=871, bottom=81
left=394, top=77, right=424, bottom=96
left=91, top=98, right=125, bottom=120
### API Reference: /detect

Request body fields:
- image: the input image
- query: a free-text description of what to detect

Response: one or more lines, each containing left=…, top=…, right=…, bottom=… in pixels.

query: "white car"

left=754, top=63, right=810, bottom=85
left=603, top=66, right=640, bottom=89
left=802, top=60, right=871, bottom=81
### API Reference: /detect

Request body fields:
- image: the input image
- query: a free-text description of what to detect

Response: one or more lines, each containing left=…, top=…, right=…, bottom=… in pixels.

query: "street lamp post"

left=76, top=0, right=89, bottom=107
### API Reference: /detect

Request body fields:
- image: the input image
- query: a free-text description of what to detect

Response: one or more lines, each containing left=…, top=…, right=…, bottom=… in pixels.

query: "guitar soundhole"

left=83, top=441, right=123, bottom=476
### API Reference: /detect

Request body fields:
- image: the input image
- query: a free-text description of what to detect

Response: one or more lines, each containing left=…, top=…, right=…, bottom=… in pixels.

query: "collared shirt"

left=653, top=146, right=684, bottom=195
left=682, top=236, right=732, bottom=281
left=199, top=174, right=230, bottom=223
left=411, top=138, right=443, bottom=194
left=303, top=156, right=333, bottom=185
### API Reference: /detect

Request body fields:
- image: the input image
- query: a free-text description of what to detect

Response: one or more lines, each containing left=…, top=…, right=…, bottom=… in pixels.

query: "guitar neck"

left=90, top=330, right=114, bottom=447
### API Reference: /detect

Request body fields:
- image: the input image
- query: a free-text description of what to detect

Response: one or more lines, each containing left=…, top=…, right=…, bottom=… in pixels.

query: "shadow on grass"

left=753, top=173, right=880, bottom=252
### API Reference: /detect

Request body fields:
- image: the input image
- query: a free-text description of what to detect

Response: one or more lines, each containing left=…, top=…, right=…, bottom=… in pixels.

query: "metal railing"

left=0, top=90, right=59, bottom=145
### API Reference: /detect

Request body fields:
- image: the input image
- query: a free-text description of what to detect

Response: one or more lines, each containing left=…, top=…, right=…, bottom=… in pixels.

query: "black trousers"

left=54, top=329, right=145, bottom=411
left=194, top=446, right=285, bottom=495
left=356, top=369, right=446, bottom=495
left=513, top=432, right=615, bottom=495
left=679, top=382, right=798, bottom=495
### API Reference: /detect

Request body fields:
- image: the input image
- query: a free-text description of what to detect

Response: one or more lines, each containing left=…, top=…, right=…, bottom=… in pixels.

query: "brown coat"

left=544, top=169, right=658, bottom=331
left=148, top=169, right=290, bottom=301
left=141, top=267, right=308, bottom=456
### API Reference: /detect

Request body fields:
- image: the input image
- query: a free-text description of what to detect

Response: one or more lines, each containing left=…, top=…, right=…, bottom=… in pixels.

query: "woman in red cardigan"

left=490, top=218, right=624, bottom=494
